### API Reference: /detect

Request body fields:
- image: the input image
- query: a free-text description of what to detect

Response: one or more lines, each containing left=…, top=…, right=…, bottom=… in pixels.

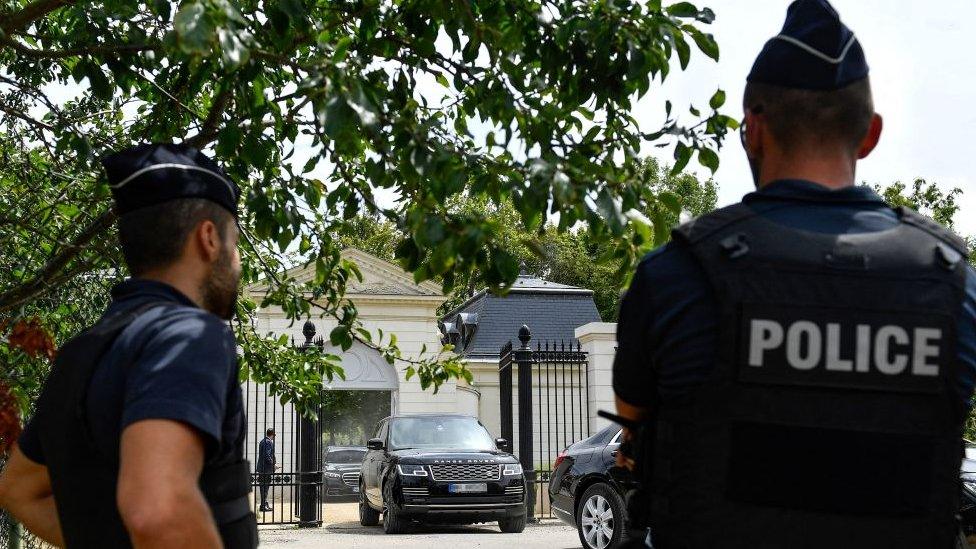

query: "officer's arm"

left=0, top=444, right=64, bottom=546
left=117, top=419, right=222, bottom=549
left=615, top=396, right=651, bottom=470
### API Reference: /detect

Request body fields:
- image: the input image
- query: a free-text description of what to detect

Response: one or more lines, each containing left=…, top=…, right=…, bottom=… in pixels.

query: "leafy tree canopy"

left=342, top=157, right=718, bottom=320
left=0, top=0, right=733, bottom=427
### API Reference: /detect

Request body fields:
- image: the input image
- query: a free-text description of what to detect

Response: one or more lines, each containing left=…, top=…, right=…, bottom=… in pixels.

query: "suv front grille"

left=342, top=472, right=360, bottom=487
left=430, top=463, right=500, bottom=481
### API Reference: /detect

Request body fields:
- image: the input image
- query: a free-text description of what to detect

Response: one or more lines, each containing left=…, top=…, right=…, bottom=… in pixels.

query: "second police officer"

left=613, top=1, right=976, bottom=548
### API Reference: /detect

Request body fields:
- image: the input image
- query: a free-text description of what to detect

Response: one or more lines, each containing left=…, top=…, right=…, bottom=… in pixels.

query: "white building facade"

left=245, top=249, right=619, bottom=468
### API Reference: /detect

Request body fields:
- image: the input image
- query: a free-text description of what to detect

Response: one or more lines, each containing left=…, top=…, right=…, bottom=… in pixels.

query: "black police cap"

left=102, top=143, right=240, bottom=218
left=747, top=0, right=868, bottom=91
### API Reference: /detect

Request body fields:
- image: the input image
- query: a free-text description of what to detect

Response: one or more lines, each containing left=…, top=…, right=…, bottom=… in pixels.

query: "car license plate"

left=448, top=483, right=487, bottom=494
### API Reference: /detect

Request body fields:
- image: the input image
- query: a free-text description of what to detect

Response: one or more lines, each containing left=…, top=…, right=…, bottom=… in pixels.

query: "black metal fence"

left=242, top=382, right=324, bottom=527
left=499, top=326, right=590, bottom=520
left=242, top=321, right=326, bottom=527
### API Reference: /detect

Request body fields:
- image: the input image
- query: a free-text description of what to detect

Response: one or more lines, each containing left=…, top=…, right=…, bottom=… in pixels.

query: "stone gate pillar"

left=575, top=322, right=617, bottom=434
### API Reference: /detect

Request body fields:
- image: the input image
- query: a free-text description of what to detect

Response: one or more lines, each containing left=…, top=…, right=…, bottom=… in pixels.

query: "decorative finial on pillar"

left=518, top=324, right=531, bottom=349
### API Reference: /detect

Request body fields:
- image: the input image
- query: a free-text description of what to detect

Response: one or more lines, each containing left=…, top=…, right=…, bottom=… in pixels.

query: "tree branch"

left=0, top=209, right=116, bottom=314
left=0, top=103, right=55, bottom=132
left=183, top=86, right=233, bottom=149
left=0, top=34, right=156, bottom=59
left=0, top=0, right=76, bottom=34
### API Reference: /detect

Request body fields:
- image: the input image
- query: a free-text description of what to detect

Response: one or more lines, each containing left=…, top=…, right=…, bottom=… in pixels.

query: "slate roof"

left=440, top=275, right=601, bottom=359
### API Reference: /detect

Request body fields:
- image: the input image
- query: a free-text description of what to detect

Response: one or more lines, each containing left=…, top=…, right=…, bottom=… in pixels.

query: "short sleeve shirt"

left=18, top=279, right=247, bottom=466
left=613, top=179, right=976, bottom=411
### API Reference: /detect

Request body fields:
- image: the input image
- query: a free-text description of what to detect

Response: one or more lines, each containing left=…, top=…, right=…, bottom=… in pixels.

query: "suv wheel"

left=577, top=483, right=627, bottom=549
left=382, top=479, right=408, bottom=534
left=498, top=512, right=526, bottom=533
left=359, top=483, right=380, bottom=526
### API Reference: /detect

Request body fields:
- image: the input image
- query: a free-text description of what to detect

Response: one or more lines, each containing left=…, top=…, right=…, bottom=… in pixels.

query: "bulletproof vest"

left=33, top=302, right=257, bottom=548
left=649, top=204, right=969, bottom=549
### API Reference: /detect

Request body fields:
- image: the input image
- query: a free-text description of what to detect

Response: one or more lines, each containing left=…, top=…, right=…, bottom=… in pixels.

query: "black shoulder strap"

left=671, top=203, right=758, bottom=245
left=896, top=206, right=969, bottom=255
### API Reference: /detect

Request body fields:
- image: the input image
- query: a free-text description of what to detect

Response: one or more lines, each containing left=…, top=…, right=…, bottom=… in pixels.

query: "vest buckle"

left=936, top=243, right=962, bottom=270
left=720, top=233, right=750, bottom=259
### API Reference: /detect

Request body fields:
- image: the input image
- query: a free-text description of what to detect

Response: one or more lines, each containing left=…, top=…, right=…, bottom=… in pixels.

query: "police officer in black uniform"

left=612, top=1, right=976, bottom=548
left=0, top=144, right=258, bottom=547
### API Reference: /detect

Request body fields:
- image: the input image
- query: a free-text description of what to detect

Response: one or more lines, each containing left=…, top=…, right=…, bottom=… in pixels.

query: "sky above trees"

left=638, top=0, right=976, bottom=235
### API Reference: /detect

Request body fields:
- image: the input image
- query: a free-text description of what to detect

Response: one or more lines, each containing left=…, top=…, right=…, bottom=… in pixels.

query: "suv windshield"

left=389, top=416, right=496, bottom=451
left=325, top=449, right=365, bottom=464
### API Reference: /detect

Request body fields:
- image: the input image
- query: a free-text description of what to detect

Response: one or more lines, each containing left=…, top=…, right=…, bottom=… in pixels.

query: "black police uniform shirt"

left=613, top=179, right=976, bottom=410
left=18, top=279, right=246, bottom=466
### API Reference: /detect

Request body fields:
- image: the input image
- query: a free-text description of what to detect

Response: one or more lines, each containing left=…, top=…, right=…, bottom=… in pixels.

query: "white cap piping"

left=771, top=33, right=858, bottom=65
left=109, top=163, right=236, bottom=199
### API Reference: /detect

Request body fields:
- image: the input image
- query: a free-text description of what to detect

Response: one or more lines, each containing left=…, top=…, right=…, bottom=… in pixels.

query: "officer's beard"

left=202, top=244, right=240, bottom=320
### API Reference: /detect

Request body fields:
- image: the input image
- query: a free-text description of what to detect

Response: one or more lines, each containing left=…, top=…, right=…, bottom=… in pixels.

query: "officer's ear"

left=742, top=107, right=764, bottom=159
left=856, top=113, right=883, bottom=160
left=195, top=219, right=223, bottom=264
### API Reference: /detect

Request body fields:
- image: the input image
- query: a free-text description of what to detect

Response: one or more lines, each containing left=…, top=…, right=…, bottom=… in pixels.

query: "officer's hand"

left=615, top=428, right=636, bottom=472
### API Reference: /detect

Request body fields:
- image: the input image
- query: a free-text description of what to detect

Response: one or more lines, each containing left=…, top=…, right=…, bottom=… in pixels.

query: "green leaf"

left=674, top=35, right=690, bottom=70
left=435, top=73, right=450, bottom=88
left=277, top=0, right=306, bottom=23
left=671, top=142, right=692, bottom=175
left=333, top=37, right=353, bottom=63
left=698, top=147, right=720, bottom=173
left=153, top=0, right=171, bottom=20
left=666, top=2, right=699, bottom=18
left=173, top=2, right=214, bottom=55
left=218, top=29, right=250, bottom=69
left=659, top=191, right=682, bottom=214
left=86, top=64, right=113, bottom=101
left=709, top=89, right=725, bottom=110
left=689, top=29, right=719, bottom=61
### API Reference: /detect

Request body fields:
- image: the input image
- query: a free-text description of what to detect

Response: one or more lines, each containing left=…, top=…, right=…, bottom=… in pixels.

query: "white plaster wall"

left=250, top=295, right=457, bottom=417
left=577, top=322, right=618, bottom=433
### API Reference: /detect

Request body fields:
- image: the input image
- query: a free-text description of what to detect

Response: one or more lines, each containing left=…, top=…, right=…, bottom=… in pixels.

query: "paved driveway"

left=259, top=502, right=581, bottom=549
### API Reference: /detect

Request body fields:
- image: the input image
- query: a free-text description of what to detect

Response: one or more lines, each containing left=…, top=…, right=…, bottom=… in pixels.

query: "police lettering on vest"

left=749, top=319, right=941, bottom=375
left=737, top=304, right=951, bottom=393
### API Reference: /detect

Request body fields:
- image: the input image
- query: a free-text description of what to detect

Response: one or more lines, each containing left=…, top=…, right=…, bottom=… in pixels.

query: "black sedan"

left=323, top=446, right=366, bottom=498
left=549, top=424, right=635, bottom=549
left=358, top=414, right=527, bottom=534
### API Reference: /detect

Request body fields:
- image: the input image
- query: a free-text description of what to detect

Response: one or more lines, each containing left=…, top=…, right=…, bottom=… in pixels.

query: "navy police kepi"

left=101, top=143, right=241, bottom=218
left=748, top=0, right=868, bottom=90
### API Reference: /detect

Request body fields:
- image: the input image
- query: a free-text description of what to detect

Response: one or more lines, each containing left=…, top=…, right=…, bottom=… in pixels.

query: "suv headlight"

left=324, top=472, right=341, bottom=478
left=397, top=464, right=428, bottom=477
left=502, top=463, right=523, bottom=476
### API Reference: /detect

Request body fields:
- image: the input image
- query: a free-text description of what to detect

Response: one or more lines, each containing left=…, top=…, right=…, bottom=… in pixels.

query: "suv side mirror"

left=495, top=438, right=509, bottom=451
left=367, top=438, right=385, bottom=451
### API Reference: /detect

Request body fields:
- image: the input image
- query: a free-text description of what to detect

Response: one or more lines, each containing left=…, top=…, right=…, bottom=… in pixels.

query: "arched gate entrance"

left=243, top=320, right=399, bottom=526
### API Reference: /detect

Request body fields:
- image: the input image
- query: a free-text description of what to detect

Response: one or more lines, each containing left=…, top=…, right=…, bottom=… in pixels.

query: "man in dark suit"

left=257, top=428, right=276, bottom=512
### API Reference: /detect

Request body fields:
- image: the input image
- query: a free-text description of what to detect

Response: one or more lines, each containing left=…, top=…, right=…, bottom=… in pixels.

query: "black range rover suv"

left=358, top=414, right=527, bottom=534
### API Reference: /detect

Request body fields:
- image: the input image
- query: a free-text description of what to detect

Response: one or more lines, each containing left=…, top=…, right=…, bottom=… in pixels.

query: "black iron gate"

left=499, top=325, right=589, bottom=520
left=243, top=320, right=325, bottom=527
left=243, top=382, right=324, bottom=527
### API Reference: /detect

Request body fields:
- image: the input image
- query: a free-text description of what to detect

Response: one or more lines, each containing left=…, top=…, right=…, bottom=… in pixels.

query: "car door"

left=364, top=420, right=388, bottom=505
left=604, top=429, right=636, bottom=489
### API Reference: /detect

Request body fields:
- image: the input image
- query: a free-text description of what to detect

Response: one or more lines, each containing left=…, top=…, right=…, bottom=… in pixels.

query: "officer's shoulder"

left=635, top=240, right=703, bottom=283
left=139, top=303, right=233, bottom=342
left=896, top=206, right=970, bottom=255
left=671, top=202, right=755, bottom=245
